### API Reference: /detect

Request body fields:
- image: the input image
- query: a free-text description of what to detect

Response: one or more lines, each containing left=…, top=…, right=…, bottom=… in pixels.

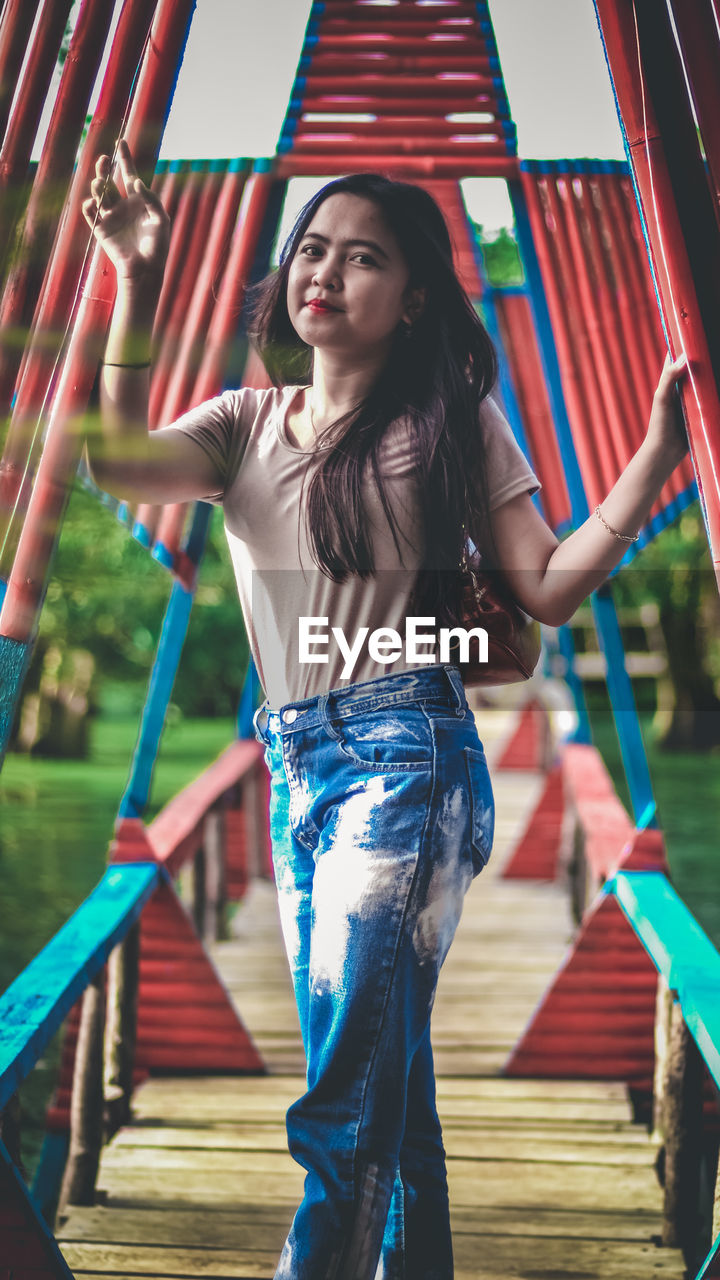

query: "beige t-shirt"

left=173, top=384, right=539, bottom=708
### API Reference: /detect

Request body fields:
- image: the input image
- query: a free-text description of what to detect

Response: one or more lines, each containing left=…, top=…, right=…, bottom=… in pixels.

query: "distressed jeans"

left=253, top=664, right=495, bottom=1280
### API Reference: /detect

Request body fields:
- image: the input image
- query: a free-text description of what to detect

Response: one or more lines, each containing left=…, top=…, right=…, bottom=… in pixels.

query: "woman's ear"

left=402, top=285, right=426, bottom=326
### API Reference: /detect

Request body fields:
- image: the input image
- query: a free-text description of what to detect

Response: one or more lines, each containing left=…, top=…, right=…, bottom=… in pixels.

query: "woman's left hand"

left=644, top=351, right=689, bottom=468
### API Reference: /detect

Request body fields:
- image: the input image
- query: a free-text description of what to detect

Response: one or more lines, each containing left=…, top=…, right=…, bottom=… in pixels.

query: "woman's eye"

left=352, top=254, right=377, bottom=267
left=300, top=244, right=322, bottom=257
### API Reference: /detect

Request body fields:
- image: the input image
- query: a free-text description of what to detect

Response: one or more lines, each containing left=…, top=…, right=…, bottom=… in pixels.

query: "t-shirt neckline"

left=276, top=384, right=314, bottom=455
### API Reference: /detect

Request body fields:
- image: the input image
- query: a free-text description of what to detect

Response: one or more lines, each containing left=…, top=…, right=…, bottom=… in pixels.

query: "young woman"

left=83, top=142, right=688, bottom=1280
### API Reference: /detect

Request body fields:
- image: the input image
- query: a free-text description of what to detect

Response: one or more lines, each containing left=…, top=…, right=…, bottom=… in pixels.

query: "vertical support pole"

left=660, top=997, right=704, bottom=1263
left=0, top=0, right=43, bottom=143
left=202, top=808, right=227, bottom=941
left=58, top=969, right=106, bottom=1211
left=119, top=502, right=211, bottom=819
left=653, top=973, right=674, bottom=1140
left=103, top=921, right=140, bottom=1138
left=0, top=1093, right=22, bottom=1168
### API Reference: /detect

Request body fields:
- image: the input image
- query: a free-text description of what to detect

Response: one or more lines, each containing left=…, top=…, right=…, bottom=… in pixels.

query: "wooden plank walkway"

left=57, top=708, right=684, bottom=1279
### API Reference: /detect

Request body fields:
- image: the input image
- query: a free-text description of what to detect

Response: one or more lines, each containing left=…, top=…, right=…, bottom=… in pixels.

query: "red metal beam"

left=595, top=0, right=720, bottom=572
left=0, top=0, right=198, bottom=643
left=0, top=0, right=115, bottom=391
left=277, top=154, right=519, bottom=179
left=0, top=0, right=159, bottom=555
left=0, top=0, right=73, bottom=263
left=153, top=168, right=276, bottom=562
left=0, top=0, right=42, bottom=143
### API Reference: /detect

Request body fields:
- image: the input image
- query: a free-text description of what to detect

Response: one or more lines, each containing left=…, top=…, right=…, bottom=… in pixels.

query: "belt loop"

left=317, top=690, right=342, bottom=741
left=445, top=665, right=466, bottom=716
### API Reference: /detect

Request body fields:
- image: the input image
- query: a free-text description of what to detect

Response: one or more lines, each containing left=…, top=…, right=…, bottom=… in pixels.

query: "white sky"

left=32, top=1, right=625, bottom=235
left=159, top=0, right=625, bottom=233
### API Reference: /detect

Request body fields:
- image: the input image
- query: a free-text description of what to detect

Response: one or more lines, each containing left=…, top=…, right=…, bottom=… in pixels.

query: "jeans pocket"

left=334, top=705, right=434, bottom=771
left=463, top=746, right=495, bottom=872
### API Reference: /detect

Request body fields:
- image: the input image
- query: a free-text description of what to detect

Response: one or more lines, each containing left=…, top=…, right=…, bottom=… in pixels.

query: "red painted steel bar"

left=598, top=173, right=661, bottom=414
left=300, top=75, right=498, bottom=96
left=277, top=155, right=519, bottom=179
left=495, top=292, right=570, bottom=533
left=133, top=163, right=229, bottom=542
left=0, top=0, right=159, bottom=556
left=575, top=174, right=647, bottom=444
left=0, top=0, right=42, bottom=143
left=0, top=0, right=115, bottom=392
left=557, top=173, right=635, bottom=479
left=289, top=137, right=510, bottom=157
left=308, top=55, right=496, bottom=75
left=519, top=172, right=608, bottom=511
left=150, top=164, right=221, bottom=416
left=667, top=0, right=720, bottom=235
left=153, top=168, right=277, bottom=562
left=0, top=0, right=198, bottom=642
left=0, top=0, right=73, bottom=261
left=594, top=173, right=686, bottom=512
left=151, top=162, right=201, bottom=341
left=132, top=161, right=247, bottom=545
left=156, top=163, right=247, bottom=428
left=540, top=174, right=618, bottom=502
left=312, top=43, right=493, bottom=62
left=594, top=0, right=720, bottom=569
left=296, top=120, right=499, bottom=138
left=296, top=94, right=499, bottom=115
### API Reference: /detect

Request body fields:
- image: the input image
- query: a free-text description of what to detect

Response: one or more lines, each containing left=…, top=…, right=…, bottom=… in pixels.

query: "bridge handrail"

left=0, top=734, right=269, bottom=1210
left=146, top=737, right=264, bottom=873
left=607, top=870, right=720, bottom=1092
left=0, top=863, right=161, bottom=1112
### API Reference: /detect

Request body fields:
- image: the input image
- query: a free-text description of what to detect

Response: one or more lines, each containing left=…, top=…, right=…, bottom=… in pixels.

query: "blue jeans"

left=253, top=665, right=494, bottom=1280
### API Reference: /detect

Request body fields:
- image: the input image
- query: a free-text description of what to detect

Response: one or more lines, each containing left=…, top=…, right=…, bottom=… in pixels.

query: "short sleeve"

left=170, top=386, right=266, bottom=503
left=480, top=395, right=541, bottom=511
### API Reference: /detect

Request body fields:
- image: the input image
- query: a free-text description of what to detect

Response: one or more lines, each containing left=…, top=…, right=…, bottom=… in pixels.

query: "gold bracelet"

left=594, top=505, right=639, bottom=543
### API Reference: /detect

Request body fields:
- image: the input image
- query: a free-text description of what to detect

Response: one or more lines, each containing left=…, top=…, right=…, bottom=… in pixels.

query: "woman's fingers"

left=654, top=351, right=688, bottom=401
left=116, top=138, right=138, bottom=194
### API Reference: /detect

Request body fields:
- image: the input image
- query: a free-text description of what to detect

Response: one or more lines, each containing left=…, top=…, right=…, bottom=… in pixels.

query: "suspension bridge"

left=1, top=2, right=719, bottom=1277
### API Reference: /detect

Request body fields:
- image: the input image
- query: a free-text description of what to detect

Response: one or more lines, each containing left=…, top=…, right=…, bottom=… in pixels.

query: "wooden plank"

left=57, top=1201, right=667, bottom=1247
left=60, top=1235, right=683, bottom=1279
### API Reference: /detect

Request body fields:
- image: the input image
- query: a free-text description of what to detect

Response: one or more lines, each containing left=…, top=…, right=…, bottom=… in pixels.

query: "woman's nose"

left=312, top=258, right=341, bottom=290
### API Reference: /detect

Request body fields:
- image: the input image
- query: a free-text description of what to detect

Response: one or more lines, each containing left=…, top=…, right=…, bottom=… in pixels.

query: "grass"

left=0, top=686, right=237, bottom=1178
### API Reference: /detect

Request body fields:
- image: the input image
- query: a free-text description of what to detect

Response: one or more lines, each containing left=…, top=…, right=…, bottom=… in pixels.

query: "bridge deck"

left=57, top=709, right=684, bottom=1279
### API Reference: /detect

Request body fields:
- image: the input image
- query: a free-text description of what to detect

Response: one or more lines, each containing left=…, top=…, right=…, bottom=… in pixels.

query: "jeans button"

left=283, top=708, right=298, bottom=724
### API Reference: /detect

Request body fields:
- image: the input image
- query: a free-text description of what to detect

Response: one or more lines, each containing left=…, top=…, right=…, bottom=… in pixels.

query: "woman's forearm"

left=86, top=278, right=160, bottom=494
left=540, top=435, right=678, bottom=621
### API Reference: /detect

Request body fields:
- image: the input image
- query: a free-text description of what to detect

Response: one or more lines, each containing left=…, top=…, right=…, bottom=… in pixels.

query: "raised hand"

left=645, top=351, right=689, bottom=468
left=81, top=139, right=170, bottom=286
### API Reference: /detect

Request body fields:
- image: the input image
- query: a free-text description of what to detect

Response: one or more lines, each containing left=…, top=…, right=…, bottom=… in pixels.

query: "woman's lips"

left=305, top=299, right=341, bottom=313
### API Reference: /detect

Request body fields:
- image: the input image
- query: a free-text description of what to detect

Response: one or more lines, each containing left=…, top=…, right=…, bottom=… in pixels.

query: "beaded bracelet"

left=594, top=505, right=639, bottom=543
left=101, top=359, right=151, bottom=369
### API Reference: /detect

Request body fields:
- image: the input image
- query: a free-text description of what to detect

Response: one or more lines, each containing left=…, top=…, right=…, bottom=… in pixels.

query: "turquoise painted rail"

left=606, top=871, right=720, bottom=1279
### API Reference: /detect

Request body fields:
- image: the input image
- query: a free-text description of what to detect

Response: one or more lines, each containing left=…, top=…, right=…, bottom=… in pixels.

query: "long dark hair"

left=249, top=173, right=498, bottom=623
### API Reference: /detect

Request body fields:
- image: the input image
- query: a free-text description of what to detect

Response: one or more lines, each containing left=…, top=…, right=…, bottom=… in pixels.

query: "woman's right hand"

left=81, top=139, right=170, bottom=288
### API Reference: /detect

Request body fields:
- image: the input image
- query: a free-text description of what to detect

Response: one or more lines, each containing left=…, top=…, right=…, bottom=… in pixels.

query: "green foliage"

left=471, top=224, right=524, bottom=287
left=33, top=485, right=248, bottom=719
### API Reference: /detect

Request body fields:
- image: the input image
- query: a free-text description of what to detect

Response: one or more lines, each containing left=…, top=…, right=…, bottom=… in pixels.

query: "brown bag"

left=443, top=542, right=542, bottom=686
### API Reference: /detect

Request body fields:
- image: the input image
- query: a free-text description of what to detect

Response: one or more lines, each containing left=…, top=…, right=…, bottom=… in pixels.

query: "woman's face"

left=286, top=192, right=422, bottom=363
